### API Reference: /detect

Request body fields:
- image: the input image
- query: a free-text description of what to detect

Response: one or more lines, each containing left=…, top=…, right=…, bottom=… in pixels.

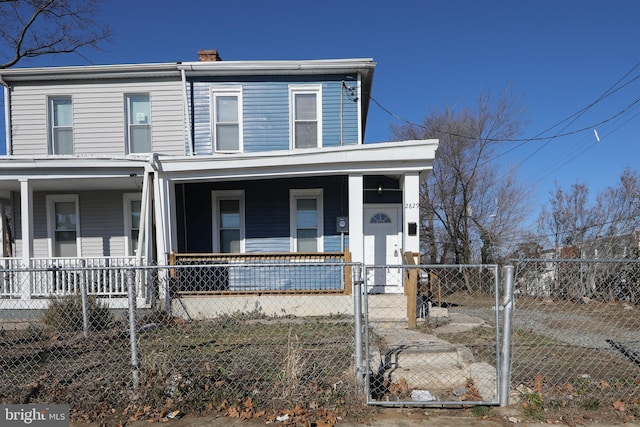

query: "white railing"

left=0, top=258, right=22, bottom=298
left=0, top=257, right=149, bottom=304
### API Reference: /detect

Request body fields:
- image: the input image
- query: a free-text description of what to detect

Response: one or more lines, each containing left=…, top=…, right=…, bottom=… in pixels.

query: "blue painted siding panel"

left=189, top=75, right=360, bottom=154
left=176, top=176, right=350, bottom=254
left=243, top=83, right=290, bottom=152
left=322, top=82, right=359, bottom=147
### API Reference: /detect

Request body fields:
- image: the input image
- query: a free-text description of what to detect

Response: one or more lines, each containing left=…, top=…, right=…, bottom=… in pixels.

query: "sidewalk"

left=70, top=406, right=640, bottom=427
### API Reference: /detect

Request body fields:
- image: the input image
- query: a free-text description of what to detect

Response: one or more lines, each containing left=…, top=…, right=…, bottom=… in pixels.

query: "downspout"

left=0, top=75, right=11, bottom=154
left=181, top=69, right=194, bottom=156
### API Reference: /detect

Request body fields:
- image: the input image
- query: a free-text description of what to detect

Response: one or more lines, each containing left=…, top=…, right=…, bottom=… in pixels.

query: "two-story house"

left=0, top=51, right=438, bottom=308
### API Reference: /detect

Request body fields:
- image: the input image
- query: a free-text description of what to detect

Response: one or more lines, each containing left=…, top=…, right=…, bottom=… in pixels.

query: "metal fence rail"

left=511, top=259, right=640, bottom=407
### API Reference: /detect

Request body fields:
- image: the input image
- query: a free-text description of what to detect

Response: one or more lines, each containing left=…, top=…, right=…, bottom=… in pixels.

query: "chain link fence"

left=3, top=257, right=639, bottom=421
left=364, top=264, right=503, bottom=406
left=0, top=261, right=361, bottom=423
left=511, top=259, right=640, bottom=409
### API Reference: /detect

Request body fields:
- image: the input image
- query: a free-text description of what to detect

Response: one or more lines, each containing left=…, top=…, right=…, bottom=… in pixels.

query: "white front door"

left=363, top=205, right=402, bottom=293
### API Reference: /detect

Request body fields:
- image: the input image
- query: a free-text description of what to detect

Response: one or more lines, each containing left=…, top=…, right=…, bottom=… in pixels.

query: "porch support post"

left=402, top=172, right=421, bottom=256
left=19, top=178, right=33, bottom=299
left=348, top=174, right=364, bottom=263
left=153, top=172, right=170, bottom=266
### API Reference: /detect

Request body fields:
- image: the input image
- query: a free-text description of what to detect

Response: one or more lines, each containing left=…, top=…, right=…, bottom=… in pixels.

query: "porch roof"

left=154, top=139, right=439, bottom=183
left=0, top=156, right=149, bottom=192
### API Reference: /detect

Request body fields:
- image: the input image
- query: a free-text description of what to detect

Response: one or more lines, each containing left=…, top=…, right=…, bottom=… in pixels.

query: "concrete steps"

left=367, top=314, right=498, bottom=402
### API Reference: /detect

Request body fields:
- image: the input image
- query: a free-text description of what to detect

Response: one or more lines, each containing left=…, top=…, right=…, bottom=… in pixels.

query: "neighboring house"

left=0, top=50, right=439, bottom=308
left=516, top=233, right=640, bottom=302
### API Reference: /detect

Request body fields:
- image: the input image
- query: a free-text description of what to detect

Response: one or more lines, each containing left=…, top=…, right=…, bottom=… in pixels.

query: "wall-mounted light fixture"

left=377, top=183, right=384, bottom=196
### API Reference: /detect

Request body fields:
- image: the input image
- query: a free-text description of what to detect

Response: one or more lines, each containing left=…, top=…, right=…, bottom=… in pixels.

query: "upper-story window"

left=125, top=94, right=151, bottom=153
left=212, top=87, right=243, bottom=152
left=289, top=85, right=322, bottom=149
left=48, top=96, right=73, bottom=155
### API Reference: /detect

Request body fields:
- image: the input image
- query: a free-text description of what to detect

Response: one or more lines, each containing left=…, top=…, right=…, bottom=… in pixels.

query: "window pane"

left=296, top=199, right=317, bottom=227
left=53, top=98, right=72, bottom=126
left=53, top=128, right=74, bottom=154
left=55, top=234, right=77, bottom=257
left=297, top=229, right=317, bottom=252
left=128, top=95, right=150, bottom=124
left=220, top=200, right=240, bottom=228
left=130, top=200, right=141, bottom=229
left=216, top=124, right=239, bottom=151
left=295, top=122, right=317, bottom=148
left=55, top=202, right=76, bottom=230
left=130, top=230, right=139, bottom=255
left=220, top=229, right=240, bottom=253
left=217, top=96, right=238, bottom=122
left=295, top=94, right=316, bottom=120
left=130, top=126, right=151, bottom=153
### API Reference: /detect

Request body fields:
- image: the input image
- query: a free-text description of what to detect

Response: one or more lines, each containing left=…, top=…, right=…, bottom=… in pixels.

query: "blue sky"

left=2, top=0, right=640, bottom=224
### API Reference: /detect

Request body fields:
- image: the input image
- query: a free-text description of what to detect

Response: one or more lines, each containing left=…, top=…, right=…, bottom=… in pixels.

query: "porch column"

left=19, top=178, right=33, bottom=299
left=402, top=172, right=421, bottom=256
left=348, top=174, right=364, bottom=263
left=0, top=191, right=9, bottom=257
left=153, top=172, right=170, bottom=266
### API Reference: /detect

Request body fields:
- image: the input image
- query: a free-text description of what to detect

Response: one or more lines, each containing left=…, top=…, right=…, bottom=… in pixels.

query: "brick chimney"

left=197, top=50, right=222, bottom=61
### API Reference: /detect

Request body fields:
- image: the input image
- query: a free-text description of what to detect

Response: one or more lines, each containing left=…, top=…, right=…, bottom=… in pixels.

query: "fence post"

left=500, top=265, right=515, bottom=406
left=403, top=252, right=418, bottom=329
left=353, top=264, right=364, bottom=383
left=81, top=277, right=89, bottom=338
left=128, top=268, right=140, bottom=392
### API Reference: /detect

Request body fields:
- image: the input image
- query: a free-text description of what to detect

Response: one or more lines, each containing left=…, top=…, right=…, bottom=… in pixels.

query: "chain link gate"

left=358, top=263, right=513, bottom=407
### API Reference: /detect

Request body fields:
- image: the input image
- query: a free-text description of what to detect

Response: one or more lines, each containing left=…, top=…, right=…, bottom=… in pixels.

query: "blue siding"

left=188, top=75, right=360, bottom=154
left=322, top=82, right=359, bottom=147
left=243, top=83, right=290, bottom=152
left=176, top=176, right=349, bottom=253
left=192, top=83, right=213, bottom=154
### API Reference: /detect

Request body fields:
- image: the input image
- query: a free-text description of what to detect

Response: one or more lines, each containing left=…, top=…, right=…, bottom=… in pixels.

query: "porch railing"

left=169, top=251, right=353, bottom=295
left=0, top=257, right=147, bottom=301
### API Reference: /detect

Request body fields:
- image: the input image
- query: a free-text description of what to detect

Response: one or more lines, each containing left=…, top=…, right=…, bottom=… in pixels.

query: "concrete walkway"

left=368, top=311, right=496, bottom=402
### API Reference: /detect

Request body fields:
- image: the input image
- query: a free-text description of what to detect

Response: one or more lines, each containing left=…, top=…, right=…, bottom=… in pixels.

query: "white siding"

left=10, top=79, right=185, bottom=156
left=16, top=190, right=131, bottom=258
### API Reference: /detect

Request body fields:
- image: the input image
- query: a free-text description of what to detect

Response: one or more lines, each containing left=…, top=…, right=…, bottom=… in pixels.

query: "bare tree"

left=598, top=167, right=640, bottom=236
left=537, top=182, right=595, bottom=250
left=392, top=88, right=528, bottom=265
left=0, top=0, right=110, bottom=69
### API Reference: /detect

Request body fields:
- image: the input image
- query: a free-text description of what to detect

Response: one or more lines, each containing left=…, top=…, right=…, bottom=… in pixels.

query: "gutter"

left=0, top=75, right=10, bottom=155
left=181, top=69, right=194, bottom=156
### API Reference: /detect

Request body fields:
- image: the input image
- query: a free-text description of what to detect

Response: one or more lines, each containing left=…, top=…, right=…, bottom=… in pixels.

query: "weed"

left=471, top=405, right=493, bottom=417
left=522, top=391, right=545, bottom=421
left=43, top=294, right=113, bottom=333
left=580, top=397, right=601, bottom=410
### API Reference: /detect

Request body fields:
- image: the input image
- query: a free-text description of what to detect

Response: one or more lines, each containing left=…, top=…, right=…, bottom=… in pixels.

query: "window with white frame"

left=125, top=94, right=151, bottom=153
left=212, top=190, right=245, bottom=253
left=212, top=87, right=243, bottom=152
left=123, top=193, right=142, bottom=256
left=46, top=195, right=80, bottom=257
left=48, top=96, right=74, bottom=154
left=290, top=85, right=322, bottom=149
left=290, top=189, right=323, bottom=252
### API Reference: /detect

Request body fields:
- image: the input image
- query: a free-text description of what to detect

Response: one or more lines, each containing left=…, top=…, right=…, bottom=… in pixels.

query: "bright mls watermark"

left=1, top=404, right=69, bottom=426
